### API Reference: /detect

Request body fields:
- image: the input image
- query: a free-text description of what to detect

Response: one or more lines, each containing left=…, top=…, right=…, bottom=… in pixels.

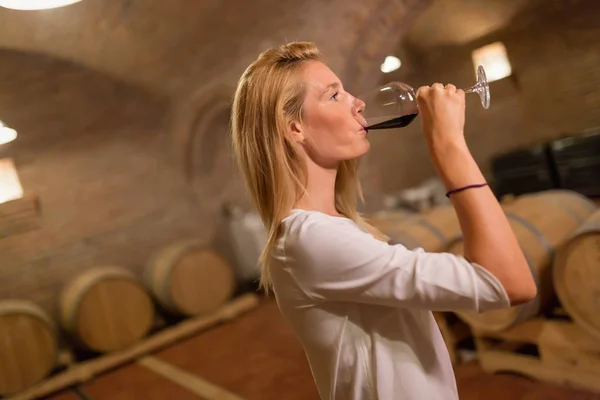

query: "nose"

left=352, top=96, right=365, bottom=116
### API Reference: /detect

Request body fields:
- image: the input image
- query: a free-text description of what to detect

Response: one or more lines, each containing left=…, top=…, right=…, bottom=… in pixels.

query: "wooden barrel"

left=553, top=209, right=600, bottom=341
left=143, top=241, right=236, bottom=316
left=449, top=190, right=597, bottom=331
left=503, top=189, right=597, bottom=224
left=370, top=205, right=461, bottom=252
left=0, top=300, right=58, bottom=395
left=59, top=266, right=155, bottom=353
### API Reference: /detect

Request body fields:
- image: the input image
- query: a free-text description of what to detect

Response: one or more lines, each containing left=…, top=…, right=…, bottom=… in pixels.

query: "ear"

left=287, top=120, right=305, bottom=143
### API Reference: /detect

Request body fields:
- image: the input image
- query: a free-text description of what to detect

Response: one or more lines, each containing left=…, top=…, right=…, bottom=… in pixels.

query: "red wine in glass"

left=361, top=65, right=491, bottom=131
left=366, top=114, right=418, bottom=130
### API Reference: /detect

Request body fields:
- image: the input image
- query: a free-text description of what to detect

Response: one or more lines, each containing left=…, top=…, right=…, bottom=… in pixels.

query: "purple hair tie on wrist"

left=445, top=183, right=488, bottom=198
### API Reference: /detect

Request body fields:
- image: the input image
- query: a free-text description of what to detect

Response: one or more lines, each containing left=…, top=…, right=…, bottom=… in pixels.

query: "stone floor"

left=46, top=296, right=600, bottom=400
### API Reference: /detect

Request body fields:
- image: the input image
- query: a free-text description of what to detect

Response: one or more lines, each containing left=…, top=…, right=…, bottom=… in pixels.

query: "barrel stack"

left=367, top=189, right=600, bottom=392
left=0, top=236, right=248, bottom=398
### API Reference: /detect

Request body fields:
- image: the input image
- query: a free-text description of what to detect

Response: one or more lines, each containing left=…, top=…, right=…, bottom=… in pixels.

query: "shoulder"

left=283, top=209, right=368, bottom=242
left=283, top=208, right=352, bottom=229
left=281, top=209, right=392, bottom=261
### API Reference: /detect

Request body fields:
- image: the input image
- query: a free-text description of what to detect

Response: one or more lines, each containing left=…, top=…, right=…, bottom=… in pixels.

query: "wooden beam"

left=138, top=356, right=247, bottom=400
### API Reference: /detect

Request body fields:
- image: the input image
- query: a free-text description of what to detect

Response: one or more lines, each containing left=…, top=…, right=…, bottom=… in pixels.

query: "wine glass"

left=361, top=65, right=491, bottom=131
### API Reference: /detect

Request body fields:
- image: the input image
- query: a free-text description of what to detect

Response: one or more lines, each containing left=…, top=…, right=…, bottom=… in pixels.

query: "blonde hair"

left=231, top=41, right=387, bottom=293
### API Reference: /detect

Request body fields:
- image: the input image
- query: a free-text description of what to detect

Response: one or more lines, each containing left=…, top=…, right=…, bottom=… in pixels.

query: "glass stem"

left=464, top=80, right=483, bottom=94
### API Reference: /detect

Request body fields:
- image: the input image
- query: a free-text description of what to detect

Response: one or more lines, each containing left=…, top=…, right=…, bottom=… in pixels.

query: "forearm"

left=429, top=139, right=537, bottom=304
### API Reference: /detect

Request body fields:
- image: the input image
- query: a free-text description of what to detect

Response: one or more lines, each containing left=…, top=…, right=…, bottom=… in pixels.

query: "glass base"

left=475, top=65, right=490, bottom=109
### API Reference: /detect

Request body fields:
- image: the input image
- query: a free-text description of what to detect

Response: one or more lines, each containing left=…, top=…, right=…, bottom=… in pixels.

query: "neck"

left=295, top=157, right=341, bottom=217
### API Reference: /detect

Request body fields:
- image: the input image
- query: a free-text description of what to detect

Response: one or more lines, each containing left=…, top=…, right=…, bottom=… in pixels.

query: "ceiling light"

left=0, top=121, right=17, bottom=145
left=472, top=42, right=512, bottom=83
left=381, top=56, right=401, bottom=73
left=0, top=0, right=82, bottom=10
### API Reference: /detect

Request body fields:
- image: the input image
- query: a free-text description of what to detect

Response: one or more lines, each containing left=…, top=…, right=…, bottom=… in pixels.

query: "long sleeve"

left=283, top=211, right=511, bottom=313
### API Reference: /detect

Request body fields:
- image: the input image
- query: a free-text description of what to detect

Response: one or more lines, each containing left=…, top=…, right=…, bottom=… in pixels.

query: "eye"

left=330, top=91, right=339, bottom=101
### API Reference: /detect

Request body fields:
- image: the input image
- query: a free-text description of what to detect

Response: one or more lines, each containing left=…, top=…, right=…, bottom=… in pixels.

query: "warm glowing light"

left=0, top=121, right=17, bottom=145
left=0, top=0, right=82, bottom=10
left=472, top=42, right=512, bottom=83
left=381, top=56, right=402, bottom=73
left=0, top=158, right=24, bottom=204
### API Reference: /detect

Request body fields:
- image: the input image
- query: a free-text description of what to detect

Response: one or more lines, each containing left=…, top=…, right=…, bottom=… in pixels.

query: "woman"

left=231, top=41, right=536, bottom=400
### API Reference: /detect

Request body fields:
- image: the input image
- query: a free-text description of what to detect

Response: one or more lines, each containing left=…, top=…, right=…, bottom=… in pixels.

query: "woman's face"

left=296, top=61, right=369, bottom=168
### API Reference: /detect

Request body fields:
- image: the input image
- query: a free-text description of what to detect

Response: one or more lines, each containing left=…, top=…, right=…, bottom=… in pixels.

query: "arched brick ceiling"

left=0, top=0, right=432, bottom=99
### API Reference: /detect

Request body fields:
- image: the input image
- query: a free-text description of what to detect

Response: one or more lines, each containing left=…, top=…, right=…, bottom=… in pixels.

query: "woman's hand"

left=416, top=83, right=466, bottom=149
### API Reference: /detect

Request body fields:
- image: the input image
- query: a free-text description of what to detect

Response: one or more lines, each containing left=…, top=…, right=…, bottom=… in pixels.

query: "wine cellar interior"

left=1, top=0, right=600, bottom=399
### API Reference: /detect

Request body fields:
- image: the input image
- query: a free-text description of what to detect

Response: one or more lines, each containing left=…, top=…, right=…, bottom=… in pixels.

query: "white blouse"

left=270, top=209, right=511, bottom=400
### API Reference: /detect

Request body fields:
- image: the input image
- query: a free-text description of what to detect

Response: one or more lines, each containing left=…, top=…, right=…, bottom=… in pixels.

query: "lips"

left=358, top=118, right=368, bottom=132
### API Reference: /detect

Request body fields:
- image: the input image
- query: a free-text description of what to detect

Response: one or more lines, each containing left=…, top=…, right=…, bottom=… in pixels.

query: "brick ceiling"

left=0, top=0, right=583, bottom=99
left=0, top=0, right=430, bottom=99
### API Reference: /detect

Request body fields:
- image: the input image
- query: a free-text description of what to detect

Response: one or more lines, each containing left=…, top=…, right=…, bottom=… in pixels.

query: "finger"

left=416, top=86, right=430, bottom=98
left=431, top=83, right=444, bottom=91
left=445, top=84, right=457, bottom=94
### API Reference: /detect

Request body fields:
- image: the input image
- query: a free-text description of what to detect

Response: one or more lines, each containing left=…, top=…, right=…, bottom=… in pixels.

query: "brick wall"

left=366, top=2, right=600, bottom=195
left=0, top=50, right=248, bottom=318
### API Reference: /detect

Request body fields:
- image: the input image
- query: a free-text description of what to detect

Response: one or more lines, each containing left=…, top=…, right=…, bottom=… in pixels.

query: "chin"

left=359, top=137, right=371, bottom=154
left=350, top=141, right=370, bottom=159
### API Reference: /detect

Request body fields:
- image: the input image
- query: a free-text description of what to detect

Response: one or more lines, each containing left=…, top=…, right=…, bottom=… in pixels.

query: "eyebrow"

left=324, top=82, right=341, bottom=93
